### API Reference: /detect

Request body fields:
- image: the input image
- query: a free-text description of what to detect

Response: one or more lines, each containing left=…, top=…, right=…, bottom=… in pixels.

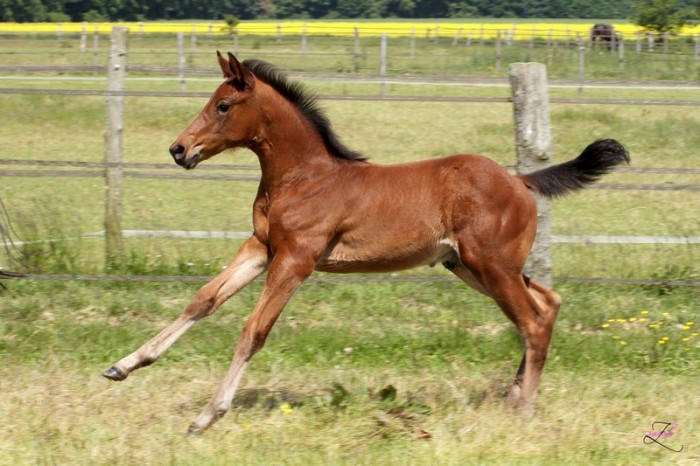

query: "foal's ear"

left=216, top=51, right=255, bottom=90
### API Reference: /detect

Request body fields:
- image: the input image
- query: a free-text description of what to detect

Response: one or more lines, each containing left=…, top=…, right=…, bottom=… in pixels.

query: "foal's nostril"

left=170, top=143, right=186, bottom=162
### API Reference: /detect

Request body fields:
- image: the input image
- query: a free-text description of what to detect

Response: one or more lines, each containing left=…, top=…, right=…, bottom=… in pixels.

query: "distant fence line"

left=1, top=29, right=697, bottom=287
left=2, top=25, right=699, bottom=90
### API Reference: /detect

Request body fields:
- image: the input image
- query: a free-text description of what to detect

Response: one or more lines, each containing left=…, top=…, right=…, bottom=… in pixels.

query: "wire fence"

left=1, top=25, right=699, bottom=82
left=0, top=31, right=698, bottom=286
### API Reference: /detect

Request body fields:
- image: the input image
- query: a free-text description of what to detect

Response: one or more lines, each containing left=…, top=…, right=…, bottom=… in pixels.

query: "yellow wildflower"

left=662, top=336, right=670, bottom=341
left=280, top=403, right=294, bottom=414
left=629, top=317, right=638, bottom=322
left=686, top=322, right=694, bottom=326
left=640, top=310, right=649, bottom=315
left=639, top=318, right=648, bottom=323
left=682, top=326, right=691, bottom=330
left=601, top=323, right=610, bottom=328
left=620, top=341, right=627, bottom=346
left=608, top=319, right=616, bottom=322
left=658, top=340, right=667, bottom=345
left=692, top=333, right=699, bottom=337
left=616, top=319, right=626, bottom=323
left=682, top=337, right=690, bottom=342
left=612, top=335, right=621, bottom=340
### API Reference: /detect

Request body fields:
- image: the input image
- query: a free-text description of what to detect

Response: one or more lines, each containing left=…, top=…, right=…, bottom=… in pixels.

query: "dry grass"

left=1, top=360, right=698, bottom=465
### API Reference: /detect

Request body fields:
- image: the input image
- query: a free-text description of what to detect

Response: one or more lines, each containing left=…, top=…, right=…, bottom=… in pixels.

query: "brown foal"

left=103, top=52, right=630, bottom=434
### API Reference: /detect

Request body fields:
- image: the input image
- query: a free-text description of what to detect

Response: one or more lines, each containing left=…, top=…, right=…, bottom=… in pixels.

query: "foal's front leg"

left=102, top=235, right=269, bottom=381
left=187, top=250, right=316, bottom=435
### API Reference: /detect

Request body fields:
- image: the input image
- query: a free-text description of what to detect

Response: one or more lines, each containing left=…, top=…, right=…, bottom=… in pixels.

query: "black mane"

left=242, top=59, right=367, bottom=162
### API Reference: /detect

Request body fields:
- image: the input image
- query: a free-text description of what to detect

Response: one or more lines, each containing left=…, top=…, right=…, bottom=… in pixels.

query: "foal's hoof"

left=102, top=366, right=127, bottom=381
left=186, top=423, right=204, bottom=436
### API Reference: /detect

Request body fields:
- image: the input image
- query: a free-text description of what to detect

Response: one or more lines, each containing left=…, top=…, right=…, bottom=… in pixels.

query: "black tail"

left=520, top=139, right=630, bottom=198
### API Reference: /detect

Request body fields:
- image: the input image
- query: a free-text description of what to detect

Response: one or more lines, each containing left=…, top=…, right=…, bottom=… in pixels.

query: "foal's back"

left=314, top=154, right=534, bottom=274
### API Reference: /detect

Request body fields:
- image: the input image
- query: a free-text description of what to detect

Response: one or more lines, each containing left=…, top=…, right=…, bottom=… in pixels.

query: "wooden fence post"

left=495, top=30, right=502, bottom=74
left=577, top=34, right=585, bottom=96
left=104, top=26, right=128, bottom=270
left=80, top=22, right=87, bottom=52
left=177, top=31, right=186, bottom=91
left=508, top=62, right=553, bottom=287
left=301, top=23, right=308, bottom=56
left=92, top=27, right=100, bottom=76
left=380, top=33, right=388, bottom=96
left=618, top=33, right=625, bottom=70
left=410, top=26, right=416, bottom=58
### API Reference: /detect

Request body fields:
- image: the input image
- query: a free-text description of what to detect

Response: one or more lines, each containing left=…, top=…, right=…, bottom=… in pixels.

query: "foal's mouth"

left=182, top=153, right=200, bottom=170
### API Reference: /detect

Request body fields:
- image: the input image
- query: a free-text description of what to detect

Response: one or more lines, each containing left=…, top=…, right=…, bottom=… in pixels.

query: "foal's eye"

left=216, top=102, right=231, bottom=113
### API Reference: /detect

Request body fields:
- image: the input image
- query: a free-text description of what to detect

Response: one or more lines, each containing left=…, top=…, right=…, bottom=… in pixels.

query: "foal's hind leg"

left=451, top=262, right=560, bottom=412
left=102, top=235, right=269, bottom=381
left=506, top=277, right=561, bottom=410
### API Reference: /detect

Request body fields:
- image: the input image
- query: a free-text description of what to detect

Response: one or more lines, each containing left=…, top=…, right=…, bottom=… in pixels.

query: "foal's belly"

left=316, top=237, right=459, bottom=273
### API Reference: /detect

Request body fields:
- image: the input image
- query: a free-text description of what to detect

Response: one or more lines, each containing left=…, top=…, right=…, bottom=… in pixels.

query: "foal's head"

left=170, top=52, right=365, bottom=170
left=169, top=52, right=260, bottom=169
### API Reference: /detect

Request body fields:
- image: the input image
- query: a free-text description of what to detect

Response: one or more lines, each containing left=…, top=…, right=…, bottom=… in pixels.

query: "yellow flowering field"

left=1, top=20, right=699, bottom=38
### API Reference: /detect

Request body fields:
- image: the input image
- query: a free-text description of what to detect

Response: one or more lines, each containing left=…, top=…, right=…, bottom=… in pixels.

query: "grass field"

left=1, top=33, right=699, bottom=464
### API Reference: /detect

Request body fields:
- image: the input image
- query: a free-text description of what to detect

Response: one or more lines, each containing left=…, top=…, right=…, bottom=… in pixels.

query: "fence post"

left=495, top=30, right=502, bottom=74
left=177, top=31, right=186, bottom=91
left=191, top=24, right=197, bottom=55
left=80, top=22, right=87, bottom=52
left=452, top=27, right=462, bottom=46
left=380, top=33, right=388, bottom=96
left=636, top=30, right=642, bottom=53
left=92, top=27, right=100, bottom=76
left=618, top=33, right=624, bottom=70
left=508, top=63, right=553, bottom=287
left=104, top=26, right=128, bottom=271
left=577, top=34, right=585, bottom=96
left=410, top=26, right=416, bottom=58
left=301, top=23, right=308, bottom=56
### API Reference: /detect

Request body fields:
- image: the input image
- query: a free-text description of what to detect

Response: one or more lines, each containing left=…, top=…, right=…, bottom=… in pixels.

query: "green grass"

left=1, top=280, right=698, bottom=464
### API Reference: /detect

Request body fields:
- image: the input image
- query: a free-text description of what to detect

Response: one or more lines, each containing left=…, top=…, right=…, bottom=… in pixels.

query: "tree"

left=631, top=0, right=697, bottom=34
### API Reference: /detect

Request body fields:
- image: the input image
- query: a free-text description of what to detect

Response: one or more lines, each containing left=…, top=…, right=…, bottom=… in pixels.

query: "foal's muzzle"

left=169, top=143, right=201, bottom=170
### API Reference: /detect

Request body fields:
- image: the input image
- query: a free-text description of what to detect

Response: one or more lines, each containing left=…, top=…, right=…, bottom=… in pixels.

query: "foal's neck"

left=249, top=90, right=340, bottom=192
